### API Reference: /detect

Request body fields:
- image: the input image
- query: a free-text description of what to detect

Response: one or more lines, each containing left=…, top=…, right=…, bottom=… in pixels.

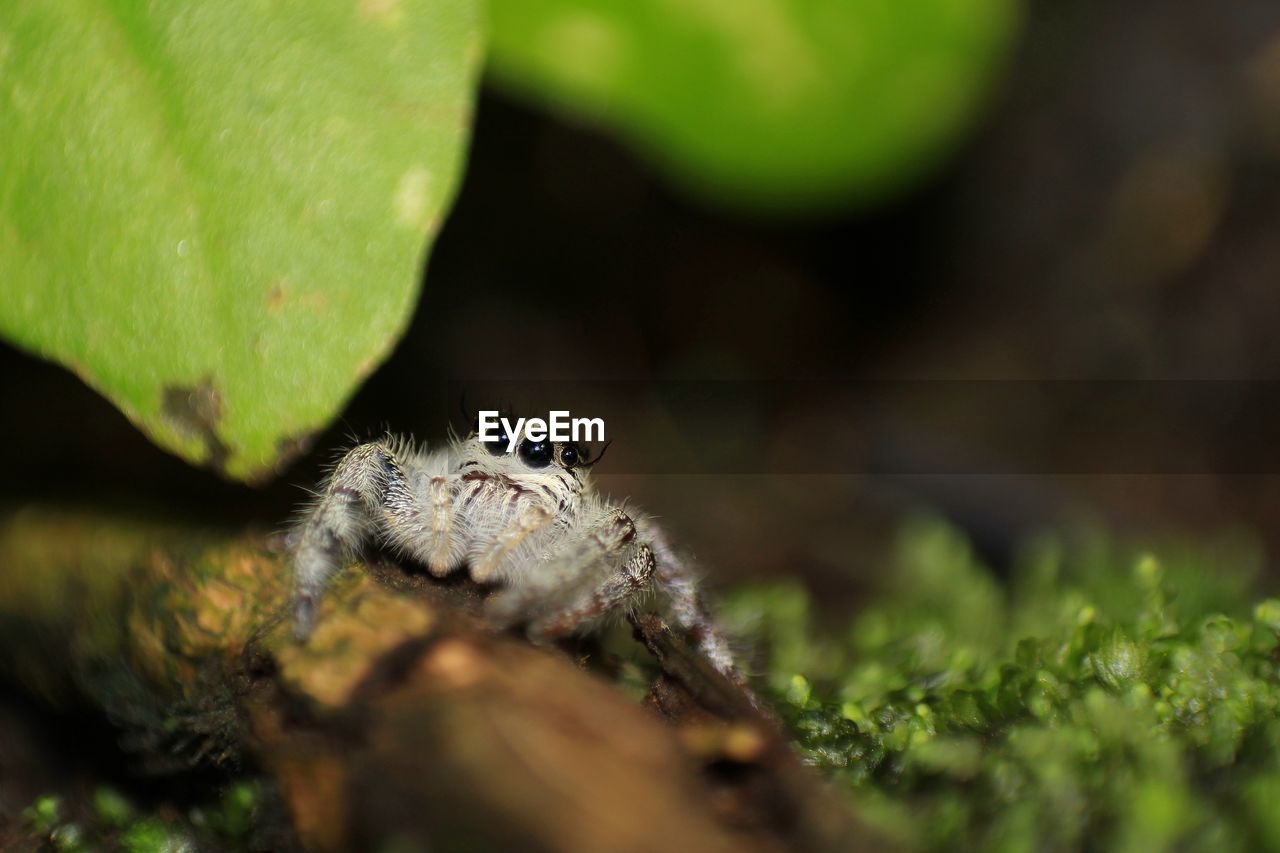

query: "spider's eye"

left=518, top=438, right=553, bottom=468
left=480, top=424, right=511, bottom=455
left=477, top=412, right=515, bottom=455
left=558, top=443, right=582, bottom=468
left=482, top=431, right=510, bottom=455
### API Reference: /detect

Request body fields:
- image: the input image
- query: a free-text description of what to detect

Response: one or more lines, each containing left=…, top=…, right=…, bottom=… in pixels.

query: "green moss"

left=726, top=519, right=1280, bottom=851
left=92, top=787, right=135, bottom=829
left=188, top=781, right=261, bottom=843
left=20, top=781, right=261, bottom=853
left=118, top=818, right=195, bottom=853
left=21, top=795, right=62, bottom=835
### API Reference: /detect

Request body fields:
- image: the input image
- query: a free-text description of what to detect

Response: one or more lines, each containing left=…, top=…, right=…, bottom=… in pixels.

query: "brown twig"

left=0, top=507, right=873, bottom=851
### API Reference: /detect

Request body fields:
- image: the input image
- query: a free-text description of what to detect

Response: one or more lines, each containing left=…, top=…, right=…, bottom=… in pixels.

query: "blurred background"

left=8, top=1, right=1280, bottom=845
left=5, top=0, right=1280, bottom=612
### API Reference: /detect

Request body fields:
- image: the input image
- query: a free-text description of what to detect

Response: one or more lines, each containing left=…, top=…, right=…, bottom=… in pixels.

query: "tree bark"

left=0, top=506, right=870, bottom=852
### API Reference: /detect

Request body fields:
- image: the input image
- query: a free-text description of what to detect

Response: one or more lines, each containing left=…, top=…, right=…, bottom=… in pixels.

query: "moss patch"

left=726, top=519, right=1280, bottom=851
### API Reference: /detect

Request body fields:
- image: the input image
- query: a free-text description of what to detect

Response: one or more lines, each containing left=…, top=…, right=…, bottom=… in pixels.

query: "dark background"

left=4, top=0, right=1280, bottom=610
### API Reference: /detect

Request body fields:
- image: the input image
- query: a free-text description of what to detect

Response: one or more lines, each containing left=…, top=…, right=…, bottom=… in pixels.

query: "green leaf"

left=0, top=1, right=482, bottom=481
left=486, top=0, right=1020, bottom=212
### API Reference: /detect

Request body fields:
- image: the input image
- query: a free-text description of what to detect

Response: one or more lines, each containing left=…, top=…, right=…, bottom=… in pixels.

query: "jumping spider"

left=291, top=419, right=743, bottom=687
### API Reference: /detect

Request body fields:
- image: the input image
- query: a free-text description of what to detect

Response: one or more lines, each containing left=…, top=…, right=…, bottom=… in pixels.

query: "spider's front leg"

left=291, top=441, right=450, bottom=638
left=484, top=506, right=656, bottom=640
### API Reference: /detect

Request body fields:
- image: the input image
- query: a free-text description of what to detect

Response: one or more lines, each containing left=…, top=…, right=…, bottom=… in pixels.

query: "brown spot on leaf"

left=232, top=432, right=319, bottom=487
left=161, top=378, right=231, bottom=474
left=266, top=282, right=287, bottom=311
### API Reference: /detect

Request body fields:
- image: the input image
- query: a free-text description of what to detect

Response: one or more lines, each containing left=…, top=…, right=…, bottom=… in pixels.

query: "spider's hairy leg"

left=640, top=519, right=746, bottom=689
left=467, top=495, right=554, bottom=583
left=423, top=473, right=458, bottom=575
left=292, top=440, right=438, bottom=638
left=527, top=544, right=655, bottom=640
left=485, top=506, right=655, bottom=638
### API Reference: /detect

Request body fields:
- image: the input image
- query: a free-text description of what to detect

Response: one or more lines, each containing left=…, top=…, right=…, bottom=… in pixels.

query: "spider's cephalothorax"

left=290, top=422, right=742, bottom=685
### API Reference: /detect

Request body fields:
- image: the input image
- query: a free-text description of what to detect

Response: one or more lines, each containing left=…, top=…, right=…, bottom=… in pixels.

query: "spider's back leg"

left=640, top=519, right=746, bottom=689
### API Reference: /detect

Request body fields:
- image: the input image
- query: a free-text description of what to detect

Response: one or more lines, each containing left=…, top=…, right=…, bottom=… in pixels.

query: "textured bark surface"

left=0, top=507, right=869, bottom=852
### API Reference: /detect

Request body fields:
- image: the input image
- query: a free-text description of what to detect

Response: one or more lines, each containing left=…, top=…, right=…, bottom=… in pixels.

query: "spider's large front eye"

left=480, top=425, right=512, bottom=455
left=482, top=432, right=510, bottom=455
left=477, top=412, right=515, bottom=455
left=558, top=443, right=582, bottom=468
left=518, top=438, right=553, bottom=468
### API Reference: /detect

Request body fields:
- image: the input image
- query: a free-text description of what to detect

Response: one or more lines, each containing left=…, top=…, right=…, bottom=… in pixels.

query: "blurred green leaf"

left=0, top=1, right=482, bottom=481
left=487, top=0, right=1020, bottom=212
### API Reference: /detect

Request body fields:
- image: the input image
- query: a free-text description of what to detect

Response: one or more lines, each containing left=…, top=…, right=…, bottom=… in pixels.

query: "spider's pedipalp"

left=483, top=503, right=655, bottom=637
left=526, top=542, right=656, bottom=640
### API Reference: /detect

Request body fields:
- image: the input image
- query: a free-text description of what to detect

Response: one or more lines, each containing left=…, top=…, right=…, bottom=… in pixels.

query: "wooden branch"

left=0, top=507, right=872, bottom=851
